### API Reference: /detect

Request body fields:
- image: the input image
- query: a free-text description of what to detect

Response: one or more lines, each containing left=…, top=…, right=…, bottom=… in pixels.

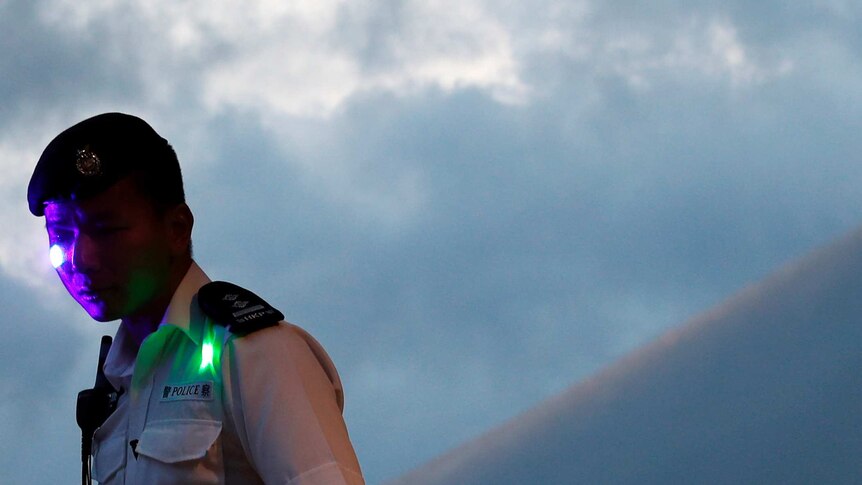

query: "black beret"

left=27, top=112, right=182, bottom=216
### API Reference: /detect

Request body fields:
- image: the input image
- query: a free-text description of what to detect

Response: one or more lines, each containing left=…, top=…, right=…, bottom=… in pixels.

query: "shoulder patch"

left=197, top=281, right=284, bottom=336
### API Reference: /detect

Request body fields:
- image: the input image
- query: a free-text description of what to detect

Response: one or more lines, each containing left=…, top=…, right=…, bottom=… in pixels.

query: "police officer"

left=28, top=113, right=365, bottom=484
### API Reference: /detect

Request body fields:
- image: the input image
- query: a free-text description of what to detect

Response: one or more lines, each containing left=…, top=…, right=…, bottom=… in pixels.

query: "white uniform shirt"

left=92, top=262, right=364, bottom=484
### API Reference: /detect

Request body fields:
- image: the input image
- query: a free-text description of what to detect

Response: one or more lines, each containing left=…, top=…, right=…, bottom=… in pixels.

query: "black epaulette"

left=197, top=281, right=284, bottom=336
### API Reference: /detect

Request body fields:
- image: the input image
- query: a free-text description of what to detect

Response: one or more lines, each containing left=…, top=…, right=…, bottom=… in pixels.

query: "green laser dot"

left=200, top=342, right=214, bottom=370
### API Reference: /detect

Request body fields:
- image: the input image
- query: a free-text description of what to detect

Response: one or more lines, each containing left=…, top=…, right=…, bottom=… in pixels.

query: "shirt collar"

left=158, top=260, right=211, bottom=346
left=103, top=261, right=211, bottom=389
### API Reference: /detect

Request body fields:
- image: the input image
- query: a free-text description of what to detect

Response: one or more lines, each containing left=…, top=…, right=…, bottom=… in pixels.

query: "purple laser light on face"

left=49, top=244, right=65, bottom=269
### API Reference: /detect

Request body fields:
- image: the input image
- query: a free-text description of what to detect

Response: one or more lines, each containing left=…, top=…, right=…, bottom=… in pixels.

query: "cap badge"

left=75, top=145, right=102, bottom=176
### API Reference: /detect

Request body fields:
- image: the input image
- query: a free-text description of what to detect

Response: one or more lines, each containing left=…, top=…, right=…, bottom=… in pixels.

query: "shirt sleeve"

left=222, top=322, right=365, bottom=485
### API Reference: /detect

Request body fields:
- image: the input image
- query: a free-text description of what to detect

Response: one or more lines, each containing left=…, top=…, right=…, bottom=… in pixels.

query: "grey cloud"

left=185, top=64, right=862, bottom=481
left=0, top=1, right=148, bottom=125
left=0, top=279, right=81, bottom=402
left=0, top=275, right=101, bottom=483
left=390, top=225, right=862, bottom=484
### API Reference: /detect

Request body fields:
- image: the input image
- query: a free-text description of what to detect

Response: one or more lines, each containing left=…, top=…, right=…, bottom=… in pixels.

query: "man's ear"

left=166, top=203, right=194, bottom=255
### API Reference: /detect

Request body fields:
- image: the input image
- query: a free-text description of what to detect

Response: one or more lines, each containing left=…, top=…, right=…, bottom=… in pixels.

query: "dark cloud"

left=0, top=277, right=93, bottom=402
left=0, top=1, right=148, bottom=127
left=0, top=275, right=108, bottom=483
left=391, top=224, right=862, bottom=484
left=184, top=65, right=862, bottom=481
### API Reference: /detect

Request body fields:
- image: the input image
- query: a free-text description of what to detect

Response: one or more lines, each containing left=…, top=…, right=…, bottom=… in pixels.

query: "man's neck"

left=122, top=317, right=161, bottom=348
left=122, top=257, right=193, bottom=348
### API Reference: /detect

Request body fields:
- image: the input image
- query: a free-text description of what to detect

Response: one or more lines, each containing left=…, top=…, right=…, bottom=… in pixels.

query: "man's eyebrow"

left=45, top=209, right=122, bottom=226
left=45, top=213, right=71, bottom=225
left=45, top=219, right=73, bottom=230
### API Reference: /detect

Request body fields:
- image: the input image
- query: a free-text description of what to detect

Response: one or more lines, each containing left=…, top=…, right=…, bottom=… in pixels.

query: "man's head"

left=28, top=113, right=185, bottom=217
left=29, top=113, right=194, bottom=323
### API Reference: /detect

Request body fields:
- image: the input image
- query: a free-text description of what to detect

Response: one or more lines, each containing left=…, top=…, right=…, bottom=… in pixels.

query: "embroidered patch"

left=75, top=144, right=103, bottom=176
left=197, top=281, right=284, bottom=335
left=160, top=381, right=214, bottom=402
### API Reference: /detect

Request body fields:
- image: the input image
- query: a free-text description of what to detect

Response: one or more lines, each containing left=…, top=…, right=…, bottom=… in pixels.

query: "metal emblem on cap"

left=75, top=145, right=102, bottom=176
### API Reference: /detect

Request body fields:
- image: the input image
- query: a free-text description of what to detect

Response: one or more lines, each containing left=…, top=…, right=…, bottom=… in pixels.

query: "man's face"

left=44, top=177, right=175, bottom=322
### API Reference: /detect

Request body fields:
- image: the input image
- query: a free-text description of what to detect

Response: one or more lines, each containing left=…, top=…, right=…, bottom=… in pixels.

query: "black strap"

left=77, top=336, right=120, bottom=485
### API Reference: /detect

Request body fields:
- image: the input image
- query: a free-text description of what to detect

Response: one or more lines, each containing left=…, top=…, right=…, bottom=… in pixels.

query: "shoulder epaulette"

left=197, top=281, right=284, bottom=336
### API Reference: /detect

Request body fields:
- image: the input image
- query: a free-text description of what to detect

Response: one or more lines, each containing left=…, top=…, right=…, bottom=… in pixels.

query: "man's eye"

left=94, top=226, right=126, bottom=236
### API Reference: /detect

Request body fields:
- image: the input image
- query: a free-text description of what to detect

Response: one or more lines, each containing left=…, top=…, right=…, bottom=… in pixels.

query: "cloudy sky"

left=1, top=0, right=860, bottom=483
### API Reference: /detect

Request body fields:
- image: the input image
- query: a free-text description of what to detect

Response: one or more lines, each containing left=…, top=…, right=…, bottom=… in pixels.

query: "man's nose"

left=71, top=233, right=100, bottom=273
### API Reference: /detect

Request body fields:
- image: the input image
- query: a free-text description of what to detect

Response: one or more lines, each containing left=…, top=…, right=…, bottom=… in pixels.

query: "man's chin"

left=79, top=301, right=121, bottom=322
left=89, top=313, right=121, bottom=322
